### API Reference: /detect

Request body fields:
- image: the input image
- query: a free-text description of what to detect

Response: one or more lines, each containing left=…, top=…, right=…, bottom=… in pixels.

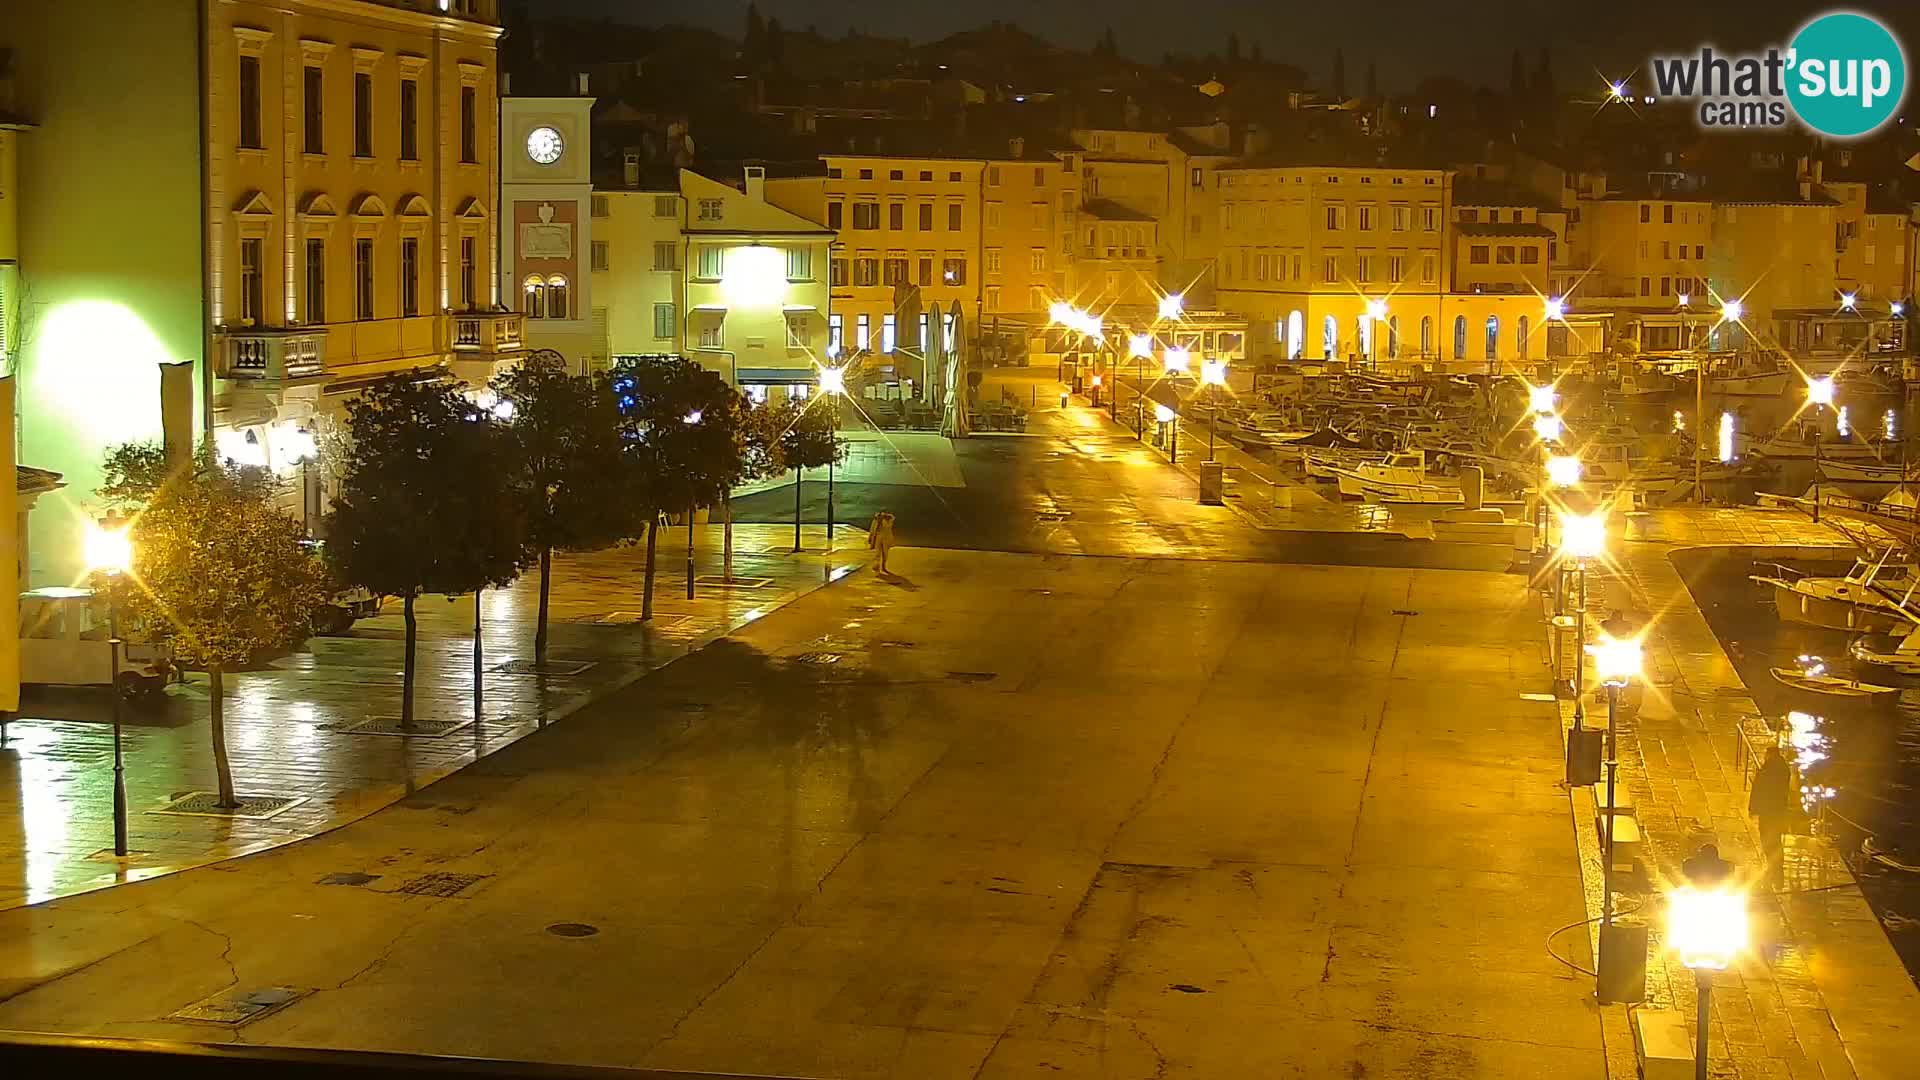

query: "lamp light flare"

left=1153, top=403, right=1176, bottom=424
left=1129, top=333, right=1154, bottom=358
left=1527, top=383, right=1557, bottom=415
left=1837, top=404, right=1850, bottom=438
left=1886, top=408, right=1898, bottom=441
left=1365, top=297, right=1388, bottom=321
left=1668, top=885, right=1748, bottom=971
left=1806, top=375, right=1835, bottom=408
left=1720, top=297, right=1744, bottom=322
left=1163, top=347, right=1191, bottom=375
left=1673, top=409, right=1685, bottom=434
left=1544, top=296, right=1566, bottom=320
left=818, top=367, right=846, bottom=396
left=1546, top=454, right=1582, bottom=488
left=1718, top=411, right=1735, bottom=463
left=1559, top=511, right=1607, bottom=560
left=685, top=410, right=703, bottom=425
left=1894, top=301, right=1906, bottom=317
left=1587, top=634, right=1643, bottom=687
left=1841, top=292, right=1858, bottom=311
left=1533, top=412, right=1563, bottom=442
left=1158, top=293, right=1185, bottom=320
left=84, top=521, right=133, bottom=575
left=1610, top=81, right=1627, bottom=100
left=1200, top=359, right=1228, bottom=387
left=1678, top=292, right=1691, bottom=307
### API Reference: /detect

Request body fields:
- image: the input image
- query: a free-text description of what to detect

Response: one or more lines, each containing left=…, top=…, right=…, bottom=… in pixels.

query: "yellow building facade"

left=1571, top=196, right=1713, bottom=308
left=5, top=0, right=515, bottom=582
left=599, top=168, right=832, bottom=399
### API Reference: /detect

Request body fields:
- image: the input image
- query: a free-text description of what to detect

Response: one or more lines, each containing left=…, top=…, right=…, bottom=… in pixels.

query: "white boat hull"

left=1710, top=372, right=1791, bottom=396
left=1333, top=470, right=1466, bottom=504
left=1817, top=458, right=1918, bottom=482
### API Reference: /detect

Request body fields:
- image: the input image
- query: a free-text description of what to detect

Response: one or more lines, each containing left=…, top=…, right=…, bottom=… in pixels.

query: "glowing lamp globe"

left=1587, top=634, right=1642, bottom=687
left=818, top=366, right=846, bottom=396
left=1544, top=297, right=1567, bottom=320
left=1200, top=359, right=1228, bottom=387
left=1720, top=298, right=1744, bottom=322
left=1527, top=384, right=1557, bottom=415
left=85, top=521, right=133, bottom=575
left=1669, top=885, right=1747, bottom=971
left=1806, top=376, right=1835, bottom=408
left=1559, top=511, right=1607, bottom=560
left=1546, top=454, right=1582, bottom=488
left=1129, top=333, right=1155, bottom=359
left=1157, top=293, right=1185, bottom=320
left=1154, top=403, right=1176, bottom=424
left=1533, top=413, right=1563, bottom=442
left=1163, top=347, right=1191, bottom=375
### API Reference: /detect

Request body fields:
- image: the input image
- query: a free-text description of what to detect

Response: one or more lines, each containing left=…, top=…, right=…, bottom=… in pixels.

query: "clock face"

left=526, top=126, right=564, bottom=165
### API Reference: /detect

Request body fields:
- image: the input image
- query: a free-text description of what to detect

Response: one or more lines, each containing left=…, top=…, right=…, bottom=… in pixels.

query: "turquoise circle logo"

left=1786, top=12, right=1906, bottom=137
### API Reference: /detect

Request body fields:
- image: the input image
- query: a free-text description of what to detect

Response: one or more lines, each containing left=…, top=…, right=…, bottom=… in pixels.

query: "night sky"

left=527, top=0, right=1919, bottom=93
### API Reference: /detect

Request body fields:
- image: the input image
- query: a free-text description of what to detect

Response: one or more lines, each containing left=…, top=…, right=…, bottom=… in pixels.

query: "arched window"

left=1387, top=316, right=1399, bottom=359
left=1322, top=314, right=1338, bottom=359
left=1452, top=315, right=1467, bottom=359
left=1517, top=315, right=1531, bottom=360
left=1420, top=316, right=1433, bottom=357
left=1484, top=315, right=1500, bottom=361
left=1287, top=311, right=1304, bottom=359
left=523, top=276, right=546, bottom=319
left=546, top=275, right=570, bottom=320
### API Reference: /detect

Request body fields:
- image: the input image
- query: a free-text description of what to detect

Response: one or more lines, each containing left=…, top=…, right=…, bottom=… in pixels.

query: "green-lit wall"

left=6, top=1, right=205, bottom=586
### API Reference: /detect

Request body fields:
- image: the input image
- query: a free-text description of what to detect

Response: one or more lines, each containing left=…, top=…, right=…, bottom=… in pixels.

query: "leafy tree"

left=1331, top=48, right=1346, bottom=100
left=1366, top=60, right=1378, bottom=99
left=1532, top=47, right=1556, bottom=101
left=1510, top=49, right=1526, bottom=99
left=100, top=442, right=327, bottom=807
left=329, top=376, right=526, bottom=726
left=492, top=353, right=639, bottom=665
left=610, top=356, right=748, bottom=619
left=779, top=398, right=844, bottom=552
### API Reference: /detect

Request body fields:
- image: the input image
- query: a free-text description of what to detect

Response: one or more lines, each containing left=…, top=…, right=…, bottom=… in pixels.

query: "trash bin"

left=1199, top=462, right=1225, bottom=505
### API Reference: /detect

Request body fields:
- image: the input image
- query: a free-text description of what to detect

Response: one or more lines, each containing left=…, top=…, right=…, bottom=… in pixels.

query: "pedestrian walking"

left=1750, top=743, right=1793, bottom=882
left=867, top=509, right=897, bottom=574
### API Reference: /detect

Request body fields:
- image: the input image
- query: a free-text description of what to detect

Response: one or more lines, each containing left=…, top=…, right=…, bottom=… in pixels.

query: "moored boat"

left=1770, top=656, right=1902, bottom=704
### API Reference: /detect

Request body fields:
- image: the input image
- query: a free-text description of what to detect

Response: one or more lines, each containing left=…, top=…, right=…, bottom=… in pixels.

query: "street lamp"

left=1587, top=632, right=1642, bottom=992
left=1719, top=297, right=1743, bottom=323
left=1163, top=346, right=1191, bottom=377
left=1155, top=402, right=1178, bottom=464
left=1158, top=292, right=1184, bottom=320
left=1200, top=358, right=1227, bottom=461
left=1544, top=296, right=1567, bottom=321
left=1533, top=412, right=1563, bottom=443
left=819, top=366, right=845, bottom=548
left=1670, top=848, right=1745, bottom=1080
left=1560, top=511, right=1606, bottom=724
left=1807, top=375, right=1835, bottom=522
left=84, top=516, right=134, bottom=857
left=1546, top=454, right=1582, bottom=489
left=1366, top=298, right=1388, bottom=370
left=1528, top=383, right=1557, bottom=415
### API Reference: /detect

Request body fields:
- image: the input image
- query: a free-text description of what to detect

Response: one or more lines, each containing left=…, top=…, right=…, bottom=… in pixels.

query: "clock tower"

left=499, top=92, right=596, bottom=370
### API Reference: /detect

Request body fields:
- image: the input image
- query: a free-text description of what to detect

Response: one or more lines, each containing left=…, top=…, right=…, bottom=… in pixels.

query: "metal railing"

left=0, top=1031, right=826, bottom=1080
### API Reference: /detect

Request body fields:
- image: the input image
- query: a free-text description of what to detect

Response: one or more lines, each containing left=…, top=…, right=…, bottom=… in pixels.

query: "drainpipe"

left=198, top=0, right=214, bottom=436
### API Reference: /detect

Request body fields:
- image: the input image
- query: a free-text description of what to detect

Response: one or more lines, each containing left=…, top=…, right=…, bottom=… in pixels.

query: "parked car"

left=19, top=586, right=172, bottom=705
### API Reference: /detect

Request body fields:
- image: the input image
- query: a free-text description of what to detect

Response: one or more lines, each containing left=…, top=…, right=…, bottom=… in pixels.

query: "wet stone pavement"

left=0, top=524, right=870, bottom=911
left=1557, top=508, right=1920, bottom=1080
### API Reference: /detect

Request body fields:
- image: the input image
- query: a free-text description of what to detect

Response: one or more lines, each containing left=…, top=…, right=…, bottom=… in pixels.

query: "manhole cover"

left=395, top=872, right=490, bottom=898
left=946, top=671, right=997, bottom=684
left=795, top=651, right=843, bottom=666
left=168, top=986, right=306, bottom=1026
left=546, top=922, right=600, bottom=938
left=152, top=792, right=302, bottom=820
left=492, top=658, right=596, bottom=677
left=340, top=717, right=472, bottom=738
left=317, top=872, right=381, bottom=887
left=694, top=575, right=773, bottom=588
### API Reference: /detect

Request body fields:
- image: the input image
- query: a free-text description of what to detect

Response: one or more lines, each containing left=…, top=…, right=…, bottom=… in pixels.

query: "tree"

left=1226, top=33, right=1241, bottom=66
left=1532, top=47, right=1556, bottom=101
left=610, top=355, right=748, bottom=620
left=778, top=398, right=843, bottom=552
left=1366, top=60, right=1378, bottom=99
left=100, top=442, right=327, bottom=807
left=492, top=353, right=638, bottom=666
left=743, top=2, right=765, bottom=65
left=1331, top=48, right=1346, bottom=100
left=1250, top=41, right=1264, bottom=66
left=1510, top=49, right=1526, bottom=99
left=329, top=376, right=526, bottom=726
left=766, top=17, right=786, bottom=67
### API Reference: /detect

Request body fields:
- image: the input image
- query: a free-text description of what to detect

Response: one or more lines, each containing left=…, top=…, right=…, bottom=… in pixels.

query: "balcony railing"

left=218, top=326, right=327, bottom=382
left=451, top=311, right=526, bottom=356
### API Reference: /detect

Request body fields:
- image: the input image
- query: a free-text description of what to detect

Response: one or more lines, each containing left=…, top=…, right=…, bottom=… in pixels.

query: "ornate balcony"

left=218, top=326, right=327, bottom=384
left=451, top=310, right=525, bottom=355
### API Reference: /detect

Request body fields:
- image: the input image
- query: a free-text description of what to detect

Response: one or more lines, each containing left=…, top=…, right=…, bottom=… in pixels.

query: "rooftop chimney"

left=624, top=151, right=641, bottom=189
left=1009, top=136, right=1025, bottom=159
left=744, top=165, right=766, bottom=202
left=576, top=72, right=590, bottom=95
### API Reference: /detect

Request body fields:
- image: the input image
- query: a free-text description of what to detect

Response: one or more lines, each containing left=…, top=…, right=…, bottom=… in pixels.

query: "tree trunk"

left=793, top=467, right=803, bottom=552
left=535, top=544, right=553, bottom=665
left=401, top=592, right=417, bottom=728
left=210, top=665, right=237, bottom=808
left=642, top=517, right=658, bottom=621
left=723, top=489, right=734, bottom=581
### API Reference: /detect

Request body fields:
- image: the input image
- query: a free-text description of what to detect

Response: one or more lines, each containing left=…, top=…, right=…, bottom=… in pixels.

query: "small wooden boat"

left=1770, top=657, right=1902, bottom=703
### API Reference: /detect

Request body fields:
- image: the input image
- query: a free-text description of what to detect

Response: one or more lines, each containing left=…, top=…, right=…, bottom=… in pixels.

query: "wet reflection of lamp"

left=1807, top=375, right=1834, bottom=522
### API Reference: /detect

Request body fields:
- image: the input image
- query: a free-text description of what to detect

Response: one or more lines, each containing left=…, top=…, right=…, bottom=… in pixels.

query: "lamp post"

left=1155, top=403, right=1178, bottom=464
left=1200, top=358, right=1227, bottom=462
left=1670, top=847, right=1744, bottom=1080
left=85, top=516, right=134, bottom=857
left=1560, top=511, right=1607, bottom=726
left=683, top=409, right=703, bottom=600
left=819, top=366, right=845, bottom=548
left=1587, top=634, right=1642, bottom=948
left=1129, top=333, right=1154, bottom=434
left=1807, top=375, right=1834, bottom=522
